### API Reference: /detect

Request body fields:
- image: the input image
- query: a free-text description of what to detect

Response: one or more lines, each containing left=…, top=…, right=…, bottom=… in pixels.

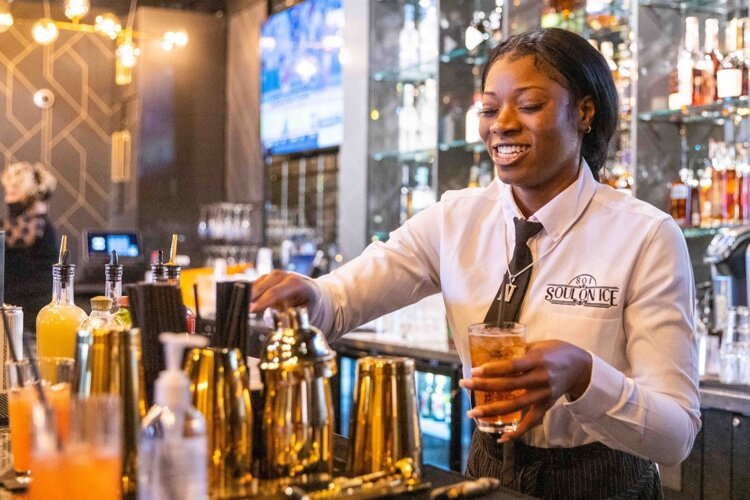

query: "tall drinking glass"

left=468, top=322, right=526, bottom=435
left=5, top=356, right=73, bottom=483
left=29, top=394, right=122, bottom=500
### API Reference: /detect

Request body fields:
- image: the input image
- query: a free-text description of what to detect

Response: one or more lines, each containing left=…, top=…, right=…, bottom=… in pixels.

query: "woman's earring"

left=584, top=124, right=592, bottom=134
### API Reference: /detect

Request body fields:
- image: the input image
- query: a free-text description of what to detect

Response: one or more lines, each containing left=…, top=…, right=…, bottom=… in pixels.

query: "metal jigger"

left=0, top=231, right=24, bottom=425
left=184, top=346, right=254, bottom=494
left=347, top=356, right=422, bottom=478
left=259, top=307, right=337, bottom=483
left=72, top=327, right=147, bottom=498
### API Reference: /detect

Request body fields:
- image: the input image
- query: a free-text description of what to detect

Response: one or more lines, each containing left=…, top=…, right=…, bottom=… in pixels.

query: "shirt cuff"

left=563, top=351, right=626, bottom=421
left=308, top=277, right=335, bottom=336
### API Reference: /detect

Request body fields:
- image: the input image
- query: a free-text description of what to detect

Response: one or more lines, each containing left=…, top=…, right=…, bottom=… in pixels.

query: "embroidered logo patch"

left=545, top=274, right=619, bottom=308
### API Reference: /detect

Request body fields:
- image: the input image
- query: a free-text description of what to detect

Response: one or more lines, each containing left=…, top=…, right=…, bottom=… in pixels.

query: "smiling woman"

left=250, top=28, right=699, bottom=500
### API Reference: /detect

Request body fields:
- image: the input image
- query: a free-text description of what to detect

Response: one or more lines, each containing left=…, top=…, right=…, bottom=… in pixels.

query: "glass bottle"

left=669, top=169, right=689, bottom=226
left=698, top=18, right=721, bottom=104
left=104, top=250, right=123, bottom=314
left=398, top=83, right=419, bottom=152
left=36, top=250, right=88, bottom=359
left=151, top=250, right=196, bottom=333
left=80, top=296, right=118, bottom=333
left=412, top=166, right=436, bottom=215
left=399, top=165, right=413, bottom=225
left=722, top=145, right=738, bottom=224
left=737, top=144, right=750, bottom=224
left=717, top=19, right=746, bottom=99
left=114, top=296, right=133, bottom=329
left=398, top=4, right=420, bottom=73
left=465, top=92, right=482, bottom=144
left=417, top=0, right=438, bottom=67
left=675, top=17, right=701, bottom=108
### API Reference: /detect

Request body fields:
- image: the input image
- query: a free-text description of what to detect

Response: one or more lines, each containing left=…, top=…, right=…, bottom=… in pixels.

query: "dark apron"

left=466, top=430, right=663, bottom=500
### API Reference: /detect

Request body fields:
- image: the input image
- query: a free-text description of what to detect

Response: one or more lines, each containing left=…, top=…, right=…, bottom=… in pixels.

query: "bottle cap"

left=90, top=296, right=113, bottom=312
left=154, top=333, right=208, bottom=408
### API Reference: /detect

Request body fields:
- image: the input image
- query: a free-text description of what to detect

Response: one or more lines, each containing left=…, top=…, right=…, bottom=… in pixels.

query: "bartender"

left=251, top=28, right=699, bottom=499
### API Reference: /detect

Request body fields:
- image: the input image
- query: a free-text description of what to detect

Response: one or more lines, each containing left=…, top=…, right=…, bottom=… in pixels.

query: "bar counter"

left=334, top=331, right=750, bottom=417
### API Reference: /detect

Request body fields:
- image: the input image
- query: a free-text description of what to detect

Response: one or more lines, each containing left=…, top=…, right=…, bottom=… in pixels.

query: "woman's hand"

left=459, top=340, right=592, bottom=442
left=250, top=270, right=321, bottom=313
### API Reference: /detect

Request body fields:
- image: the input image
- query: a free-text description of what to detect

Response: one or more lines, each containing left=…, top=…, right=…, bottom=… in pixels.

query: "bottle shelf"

left=682, top=225, right=740, bottom=239
left=371, top=147, right=436, bottom=162
left=638, top=97, right=750, bottom=124
left=371, top=63, right=438, bottom=83
left=439, top=47, right=489, bottom=66
left=438, top=140, right=486, bottom=153
left=639, top=0, right=739, bottom=15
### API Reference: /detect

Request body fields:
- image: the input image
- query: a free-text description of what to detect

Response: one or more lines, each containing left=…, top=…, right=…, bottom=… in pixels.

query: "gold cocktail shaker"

left=347, top=356, right=422, bottom=478
left=72, top=327, right=147, bottom=497
left=259, top=307, right=337, bottom=483
left=184, top=346, right=253, bottom=493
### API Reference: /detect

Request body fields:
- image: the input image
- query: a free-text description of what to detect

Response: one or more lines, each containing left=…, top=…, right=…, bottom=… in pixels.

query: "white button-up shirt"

left=310, top=163, right=701, bottom=466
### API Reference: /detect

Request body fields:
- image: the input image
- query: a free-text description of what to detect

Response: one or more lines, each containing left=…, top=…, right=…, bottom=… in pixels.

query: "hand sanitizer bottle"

left=138, top=333, right=209, bottom=500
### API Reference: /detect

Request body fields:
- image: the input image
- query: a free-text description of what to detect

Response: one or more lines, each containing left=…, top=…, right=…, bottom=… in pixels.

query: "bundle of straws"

left=126, top=283, right=188, bottom=404
left=214, top=281, right=251, bottom=352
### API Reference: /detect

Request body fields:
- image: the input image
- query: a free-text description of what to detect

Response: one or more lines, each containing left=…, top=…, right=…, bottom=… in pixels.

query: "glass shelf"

left=638, top=97, right=750, bottom=124
left=438, top=140, right=486, bottom=153
left=682, top=225, right=737, bottom=239
left=639, top=0, right=741, bottom=15
left=371, top=64, right=438, bottom=83
left=371, top=147, right=436, bottom=162
left=439, top=47, right=489, bottom=66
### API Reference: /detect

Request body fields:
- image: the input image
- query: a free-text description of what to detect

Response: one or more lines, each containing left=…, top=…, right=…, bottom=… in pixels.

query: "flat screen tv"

left=260, top=0, right=344, bottom=156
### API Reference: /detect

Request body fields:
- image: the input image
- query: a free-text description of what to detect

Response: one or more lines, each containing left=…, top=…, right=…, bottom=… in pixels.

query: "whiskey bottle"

left=717, top=19, right=746, bottom=99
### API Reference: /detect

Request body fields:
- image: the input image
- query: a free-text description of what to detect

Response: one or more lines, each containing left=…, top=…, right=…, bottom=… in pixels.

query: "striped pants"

left=466, top=431, right=663, bottom=500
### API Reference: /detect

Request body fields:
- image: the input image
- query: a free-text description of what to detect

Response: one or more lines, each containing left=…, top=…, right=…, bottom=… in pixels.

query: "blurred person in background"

left=1, top=161, right=58, bottom=333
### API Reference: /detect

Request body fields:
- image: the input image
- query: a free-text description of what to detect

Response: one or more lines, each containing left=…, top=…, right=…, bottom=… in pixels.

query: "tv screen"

left=260, top=0, right=344, bottom=156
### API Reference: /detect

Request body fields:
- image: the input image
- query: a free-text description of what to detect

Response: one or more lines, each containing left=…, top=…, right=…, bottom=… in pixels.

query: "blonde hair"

left=1, top=162, right=57, bottom=201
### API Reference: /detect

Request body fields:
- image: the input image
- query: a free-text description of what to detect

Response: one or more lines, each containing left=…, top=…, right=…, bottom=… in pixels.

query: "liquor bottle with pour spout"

left=152, top=235, right=195, bottom=333
left=36, top=235, right=87, bottom=358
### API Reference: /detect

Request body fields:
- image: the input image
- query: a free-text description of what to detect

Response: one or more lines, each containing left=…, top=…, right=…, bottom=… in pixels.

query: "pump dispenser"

left=138, top=333, right=208, bottom=500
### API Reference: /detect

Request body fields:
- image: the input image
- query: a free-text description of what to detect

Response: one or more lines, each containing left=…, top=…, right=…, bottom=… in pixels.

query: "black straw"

left=2, top=308, right=23, bottom=383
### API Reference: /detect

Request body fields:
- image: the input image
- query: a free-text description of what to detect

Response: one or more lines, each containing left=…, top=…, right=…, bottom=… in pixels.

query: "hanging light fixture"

left=6, top=0, right=187, bottom=85
left=0, top=0, right=13, bottom=34
left=95, top=13, right=121, bottom=39
left=32, top=0, right=58, bottom=45
left=32, top=18, right=59, bottom=44
left=64, top=0, right=89, bottom=23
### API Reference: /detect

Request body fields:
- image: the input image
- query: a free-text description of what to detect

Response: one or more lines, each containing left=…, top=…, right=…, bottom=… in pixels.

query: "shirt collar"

left=499, top=159, right=597, bottom=243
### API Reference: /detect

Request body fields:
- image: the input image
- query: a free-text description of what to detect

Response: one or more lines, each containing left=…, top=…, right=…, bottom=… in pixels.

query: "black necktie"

left=484, top=217, right=544, bottom=325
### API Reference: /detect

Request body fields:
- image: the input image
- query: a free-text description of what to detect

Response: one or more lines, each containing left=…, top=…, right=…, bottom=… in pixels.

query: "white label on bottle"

left=717, top=68, right=742, bottom=98
left=671, top=184, right=689, bottom=200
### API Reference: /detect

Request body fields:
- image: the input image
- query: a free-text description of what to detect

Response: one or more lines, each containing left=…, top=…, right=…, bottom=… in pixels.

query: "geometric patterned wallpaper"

left=0, top=3, right=136, bottom=263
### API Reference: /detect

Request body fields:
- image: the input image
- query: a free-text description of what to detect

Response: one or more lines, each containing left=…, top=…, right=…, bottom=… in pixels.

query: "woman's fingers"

left=250, top=271, right=318, bottom=313
left=471, top=351, right=539, bottom=377
left=467, top=386, right=552, bottom=419
left=498, top=403, right=550, bottom=443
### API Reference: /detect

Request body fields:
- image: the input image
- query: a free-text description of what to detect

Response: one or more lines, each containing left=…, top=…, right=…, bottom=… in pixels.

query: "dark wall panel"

left=135, top=7, right=226, bottom=263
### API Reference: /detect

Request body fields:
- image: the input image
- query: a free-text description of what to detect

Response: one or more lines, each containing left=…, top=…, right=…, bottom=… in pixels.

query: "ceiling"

left=10, top=0, right=229, bottom=15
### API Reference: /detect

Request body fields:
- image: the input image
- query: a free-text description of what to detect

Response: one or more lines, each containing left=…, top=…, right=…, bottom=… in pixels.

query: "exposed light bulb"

left=117, top=40, right=139, bottom=69
left=161, top=31, right=188, bottom=51
left=32, top=18, right=59, bottom=45
left=0, top=12, right=12, bottom=34
left=64, top=0, right=90, bottom=21
left=95, top=13, right=121, bottom=40
left=295, top=58, right=317, bottom=81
